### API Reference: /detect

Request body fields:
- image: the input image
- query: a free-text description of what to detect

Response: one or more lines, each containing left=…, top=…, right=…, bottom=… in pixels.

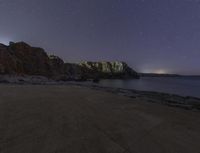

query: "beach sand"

left=0, top=85, right=200, bottom=153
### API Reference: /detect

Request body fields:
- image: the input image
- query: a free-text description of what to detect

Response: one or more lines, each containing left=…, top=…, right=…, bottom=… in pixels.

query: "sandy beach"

left=0, top=85, right=200, bottom=153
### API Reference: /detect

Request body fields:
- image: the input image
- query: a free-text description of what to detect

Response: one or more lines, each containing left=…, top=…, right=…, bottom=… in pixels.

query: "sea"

left=93, top=77, right=200, bottom=98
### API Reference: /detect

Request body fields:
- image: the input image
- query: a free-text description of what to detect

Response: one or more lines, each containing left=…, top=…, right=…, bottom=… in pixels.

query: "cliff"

left=78, top=61, right=139, bottom=79
left=0, top=42, right=52, bottom=76
left=0, top=42, right=139, bottom=80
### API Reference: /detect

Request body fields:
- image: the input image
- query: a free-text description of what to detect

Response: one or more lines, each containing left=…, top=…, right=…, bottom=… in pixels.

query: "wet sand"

left=0, top=85, right=200, bottom=153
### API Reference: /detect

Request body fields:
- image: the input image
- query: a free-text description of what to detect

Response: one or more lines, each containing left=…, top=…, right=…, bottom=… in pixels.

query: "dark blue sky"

left=0, top=0, right=200, bottom=74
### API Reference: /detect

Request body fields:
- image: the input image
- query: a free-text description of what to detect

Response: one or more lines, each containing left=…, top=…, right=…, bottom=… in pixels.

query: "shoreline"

left=67, top=82, right=200, bottom=111
left=1, top=77, right=200, bottom=111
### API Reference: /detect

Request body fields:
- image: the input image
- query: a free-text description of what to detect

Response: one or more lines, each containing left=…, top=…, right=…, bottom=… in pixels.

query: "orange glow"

left=154, top=69, right=167, bottom=74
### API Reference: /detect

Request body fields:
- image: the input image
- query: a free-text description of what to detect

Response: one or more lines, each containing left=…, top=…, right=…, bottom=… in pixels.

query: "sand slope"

left=0, top=85, right=200, bottom=153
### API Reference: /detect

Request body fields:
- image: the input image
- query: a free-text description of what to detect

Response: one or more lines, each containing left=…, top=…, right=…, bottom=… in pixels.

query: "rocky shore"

left=0, top=42, right=139, bottom=81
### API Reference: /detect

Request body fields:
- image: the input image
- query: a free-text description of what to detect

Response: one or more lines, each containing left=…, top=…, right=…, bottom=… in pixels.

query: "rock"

left=0, top=42, right=63, bottom=77
left=9, top=42, right=52, bottom=76
left=64, top=63, right=87, bottom=81
left=64, top=61, right=140, bottom=80
left=49, top=55, right=65, bottom=75
left=0, top=41, right=140, bottom=81
left=79, top=61, right=140, bottom=79
left=0, top=43, right=24, bottom=74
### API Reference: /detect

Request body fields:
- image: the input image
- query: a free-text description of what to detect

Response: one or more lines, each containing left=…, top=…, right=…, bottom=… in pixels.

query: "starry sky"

left=0, top=0, right=200, bottom=75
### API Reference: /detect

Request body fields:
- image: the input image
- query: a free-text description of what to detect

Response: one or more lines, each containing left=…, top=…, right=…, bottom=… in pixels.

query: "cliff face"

left=0, top=43, right=24, bottom=74
left=63, top=61, right=140, bottom=80
left=78, top=61, right=139, bottom=79
left=0, top=42, right=139, bottom=80
left=9, top=42, right=52, bottom=76
left=49, top=55, right=65, bottom=75
left=64, top=63, right=85, bottom=80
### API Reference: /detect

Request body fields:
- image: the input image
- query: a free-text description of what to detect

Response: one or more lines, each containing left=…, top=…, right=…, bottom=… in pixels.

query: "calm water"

left=96, top=77, right=200, bottom=98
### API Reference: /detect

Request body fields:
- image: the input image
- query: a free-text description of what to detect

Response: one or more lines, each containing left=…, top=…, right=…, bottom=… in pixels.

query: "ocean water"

left=96, top=77, right=200, bottom=98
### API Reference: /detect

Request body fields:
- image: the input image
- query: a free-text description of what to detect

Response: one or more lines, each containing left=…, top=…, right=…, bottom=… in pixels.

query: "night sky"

left=0, top=0, right=200, bottom=75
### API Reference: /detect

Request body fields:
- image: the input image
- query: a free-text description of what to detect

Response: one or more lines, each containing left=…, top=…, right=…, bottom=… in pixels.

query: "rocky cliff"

left=78, top=61, right=139, bottom=79
left=0, top=42, right=139, bottom=80
left=9, top=42, right=52, bottom=76
left=0, top=42, right=52, bottom=76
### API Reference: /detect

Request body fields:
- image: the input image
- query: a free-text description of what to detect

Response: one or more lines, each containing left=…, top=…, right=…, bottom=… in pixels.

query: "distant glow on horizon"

left=141, top=68, right=168, bottom=74
left=154, top=69, right=167, bottom=74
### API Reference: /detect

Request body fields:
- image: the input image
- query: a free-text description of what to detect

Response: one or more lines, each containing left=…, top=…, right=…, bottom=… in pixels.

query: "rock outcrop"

left=0, top=42, right=61, bottom=77
left=63, top=61, right=140, bottom=80
left=0, top=41, right=139, bottom=80
left=9, top=42, right=52, bottom=76
left=64, top=63, right=85, bottom=80
left=49, top=55, right=65, bottom=75
left=78, top=61, right=139, bottom=79
left=0, top=43, right=24, bottom=74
